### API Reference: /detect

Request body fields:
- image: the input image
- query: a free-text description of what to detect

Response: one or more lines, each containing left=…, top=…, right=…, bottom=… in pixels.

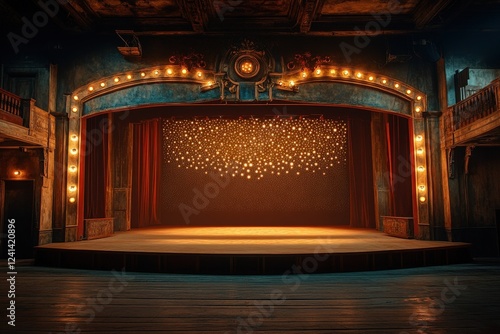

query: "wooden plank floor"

left=36, top=226, right=470, bottom=254
left=1, top=262, right=499, bottom=333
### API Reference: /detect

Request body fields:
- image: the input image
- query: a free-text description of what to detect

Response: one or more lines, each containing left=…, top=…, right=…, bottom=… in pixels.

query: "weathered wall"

left=442, top=31, right=500, bottom=106
left=448, top=146, right=500, bottom=256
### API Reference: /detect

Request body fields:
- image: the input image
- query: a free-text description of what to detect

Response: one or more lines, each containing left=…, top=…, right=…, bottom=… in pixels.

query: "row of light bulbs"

left=70, top=67, right=215, bottom=113
left=67, top=66, right=427, bottom=204
left=67, top=66, right=217, bottom=203
left=68, top=132, right=79, bottom=203
left=415, top=134, right=427, bottom=203
left=278, top=67, right=425, bottom=114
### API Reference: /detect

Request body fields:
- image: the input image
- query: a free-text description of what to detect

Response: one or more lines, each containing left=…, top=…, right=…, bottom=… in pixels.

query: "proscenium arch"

left=65, top=65, right=429, bottom=238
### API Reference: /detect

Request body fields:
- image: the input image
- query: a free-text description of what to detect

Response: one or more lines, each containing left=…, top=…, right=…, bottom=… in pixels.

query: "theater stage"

left=35, top=226, right=471, bottom=274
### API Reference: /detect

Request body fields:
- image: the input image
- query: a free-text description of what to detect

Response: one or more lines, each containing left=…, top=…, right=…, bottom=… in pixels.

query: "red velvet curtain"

left=84, top=114, right=109, bottom=218
left=386, top=115, right=413, bottom=217
left=131, top=119, right=161, bottom=227
left=348, top=116, right=376, bottom=228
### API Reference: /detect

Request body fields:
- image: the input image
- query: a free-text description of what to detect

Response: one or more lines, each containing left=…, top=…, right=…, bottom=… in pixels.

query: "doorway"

left=1, top=180, right=35, bottom=259
left=497, top=209, right=500, bottom=256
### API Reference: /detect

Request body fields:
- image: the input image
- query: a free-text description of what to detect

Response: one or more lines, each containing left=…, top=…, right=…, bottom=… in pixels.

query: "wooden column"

left=112, top=112, right=132, bottom=231
left=371, top=113, right=391, bottom=231
left=436, top=57, right=455, bottom=241
left=51, top=111, right=68, bottom=242
left=48, top=64, right=57, bottom=113
left=423, top=110, right=446, bottom=240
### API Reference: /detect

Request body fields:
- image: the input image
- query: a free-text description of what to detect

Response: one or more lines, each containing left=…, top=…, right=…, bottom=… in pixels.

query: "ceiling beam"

left=177, top=0, right=206, bottom=33
left=58, top=0, right=96, bottom=31
left=299, top=0, right=324, bottom=33
left=413, top=0, right=454, bottom=28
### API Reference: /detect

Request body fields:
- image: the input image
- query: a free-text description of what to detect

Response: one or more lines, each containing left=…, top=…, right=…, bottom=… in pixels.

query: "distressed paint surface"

left=321, top=0, right=418, bottom=15
left=85, top=0, right=180, bottom=17
left=274, top=82, right=411, bottom=115
left=83, top=83, right=220, bottom=115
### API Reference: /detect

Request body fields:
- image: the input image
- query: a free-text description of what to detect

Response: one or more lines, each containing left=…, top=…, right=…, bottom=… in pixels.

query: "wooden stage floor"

left=35, top=226, right=471, bottom=274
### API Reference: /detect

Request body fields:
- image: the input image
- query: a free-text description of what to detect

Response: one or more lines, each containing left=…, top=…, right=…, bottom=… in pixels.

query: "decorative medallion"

left=234, top=55, right=260, bottom=79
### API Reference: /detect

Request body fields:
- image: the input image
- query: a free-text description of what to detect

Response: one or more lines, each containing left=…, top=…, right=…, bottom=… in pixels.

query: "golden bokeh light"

left=163, top=118, right=347, bottom=180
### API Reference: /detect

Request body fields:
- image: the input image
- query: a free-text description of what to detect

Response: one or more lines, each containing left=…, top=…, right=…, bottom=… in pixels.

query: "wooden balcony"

left=444, top=78, right=500, bottom=147
left=0, top=88, right=55, bottom=149
left=0, top=88, right=23, bottom=126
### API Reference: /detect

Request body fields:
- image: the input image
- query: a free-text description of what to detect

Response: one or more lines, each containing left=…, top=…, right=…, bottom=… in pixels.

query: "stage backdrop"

left=159, top=117, right=350, bottom=226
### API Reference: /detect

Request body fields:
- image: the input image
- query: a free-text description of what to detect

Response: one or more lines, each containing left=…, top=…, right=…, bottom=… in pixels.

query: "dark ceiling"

left=1, top=0, right=500, bottom=37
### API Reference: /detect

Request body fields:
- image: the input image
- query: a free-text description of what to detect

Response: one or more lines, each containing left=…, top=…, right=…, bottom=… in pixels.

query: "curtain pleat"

left=348, top=117, right=376, bottom=228
left=131, top=119, right=161, bottom=227
left=84, top=114, right=109, bottom=219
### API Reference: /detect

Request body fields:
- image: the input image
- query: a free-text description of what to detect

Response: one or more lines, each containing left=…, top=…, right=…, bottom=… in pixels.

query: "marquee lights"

left=65, top=64, right=429, bottom=227
left=276, top=67, right=425, bottom=116
left=163, top=118, right=347, bottom=180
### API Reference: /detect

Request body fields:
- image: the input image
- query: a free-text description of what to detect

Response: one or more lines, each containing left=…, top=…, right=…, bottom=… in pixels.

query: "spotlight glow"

left=163, top=118, right=347, bottom=180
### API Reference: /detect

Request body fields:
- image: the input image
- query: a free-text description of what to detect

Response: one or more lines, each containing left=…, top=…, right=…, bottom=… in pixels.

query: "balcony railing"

left=0, top=88, right=23, bottom=125
left=445, top=78, right=500, bottom=140
left=450, top=78, right=499, bottom=131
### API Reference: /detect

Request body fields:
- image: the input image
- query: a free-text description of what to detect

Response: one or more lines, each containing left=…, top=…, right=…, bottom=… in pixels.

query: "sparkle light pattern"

left=162, top=117, right=347, bottom=180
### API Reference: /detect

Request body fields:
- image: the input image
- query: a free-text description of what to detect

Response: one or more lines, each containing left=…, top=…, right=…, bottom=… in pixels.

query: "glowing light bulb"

left=181, top=68, right=188, bottom=74
left=141, top=72, right=146, bottom=77
left=114, top=77, right=120, bottom=82
left=394, top=83, right=400, bottom=88
left=419, top=196, right=426, bottom=203
left=289, top=81, right=295, bottom=87
left=72, top=107, right=78, bottom=113
left=417, top=95, right=422, bottom=101
left=418, top=166, right=425, bottom=172
left=69, top=185, right=77, bottom=192
left=343, top=70, right=349, bottom=76
left=69, top=197, right=76, bottom=203
left=70, top=148, right=78, bottom=155
left=100, top=82, right=106, bottom=87
left=415, top=135, right=423, bottom=142
left=418, top=185, right=426, bottom=191
left=71, top=134, right=78, bottom=141
left=127, top=74, right=132, bottom=79
left=13, top=170, right=21, bottom=176
left=197, top=71, right=202, bottom=78
left=406, top=89, right=412, bottom=94
left=417, top=148, right=424, bottom=155
left=73, top=95, right=79, bottom=100
left=69, top=165, right=77, bottom=172
left=88, top=86, right=94, bottom=91
left=167, top=68, right=173, bottom=75
left=330, top=69, right=336, bottom=74
left=315, top=69, right=321, bottom=75
left=382, top=79, right=387, bottom=84
left=368, top=76, right=374, bottom=81
left=415, top=106, right=422, bottom=112
left=356, top=72, right=362, bottom=78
